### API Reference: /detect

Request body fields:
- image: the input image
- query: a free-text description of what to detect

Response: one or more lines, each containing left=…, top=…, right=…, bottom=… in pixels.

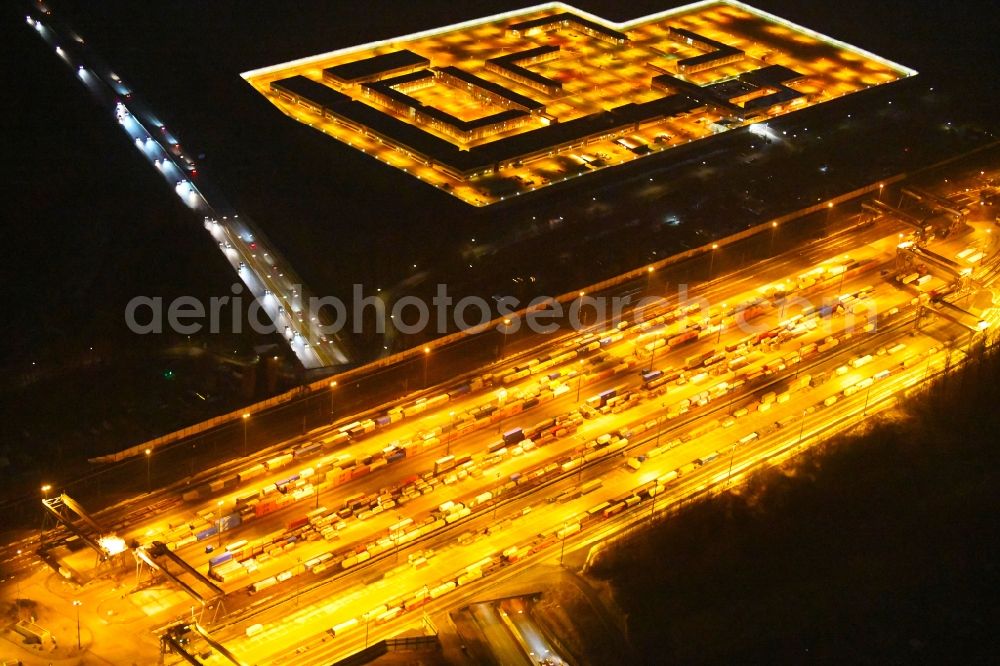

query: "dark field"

left=589, top=342, right=1000, bottom=664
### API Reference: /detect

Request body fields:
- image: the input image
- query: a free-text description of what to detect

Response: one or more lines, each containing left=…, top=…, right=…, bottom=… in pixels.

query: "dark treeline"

left=590, top=340, right=1000, bottom=665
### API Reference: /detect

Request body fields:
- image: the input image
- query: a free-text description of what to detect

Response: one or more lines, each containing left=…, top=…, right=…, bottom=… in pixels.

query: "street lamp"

left=241, top=413, right=250, bottom=457
left=393, top=513, right=403, bottom=565
left=496, top=388, right=509, bottom=435
left=40, top=484, right=53, bottom=546
left=145, top=448, right=152, bottom=493
left=492, top=472, right=502, bottom=521
left=769, top=221, right=778, bottom=253
left=575, top=360, right=585, bottom=402
left=654, top=402, right=667, bottom=448
left=971, top=320, right=990, bottom=355
left=726, top=440, right=738, bottom=488
left=72, top=599, right=82, bottom=650
left=422, top=346, right=431, bottom=387
left=649, top=484, right=658, bottom=523
left=708, top=243, right=719, bottom=278
left=499, top=319, right=512, bottom=360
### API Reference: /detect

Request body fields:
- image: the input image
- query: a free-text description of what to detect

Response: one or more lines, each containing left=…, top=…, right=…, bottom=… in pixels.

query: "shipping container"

left=225, top=539, right=248, bottom=553
left=430, top=581, right=456, bottom=599
left=502, top=427, right=524, bottom=445
left=696, top=451, right=720, bottom=466
left=557, top=523, right=582, bottom=539
left=218, top=513, right=241, bottom=532
left=294, top=442, right=321, bottom=458
left=329, top=618, right=359, bottom=637
left=209, top=551, right=233, bottom=567
left=587, top=501, right=611, bottom=517
left=667, top=330, right=699, bottom=348
left=320, top=431, right=350, bottom=449
left=237, top=464, right=266, bottom=483
left=195, top=525, right=219, bottom=541
left=337, top=421, right=361, bottom=434
left=249, top=576, right=277, bottom=595
left=603, top=502, right=627, bottom=518
left=433, top=455, right=456, bottom=475
left=264, top=454, right=293, bottom=471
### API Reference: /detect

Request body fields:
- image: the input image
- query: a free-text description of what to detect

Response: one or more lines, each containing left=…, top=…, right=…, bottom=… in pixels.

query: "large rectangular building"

left=322, top=50, right=430, bottom=84
left=244, top=1, right=916, bottom=206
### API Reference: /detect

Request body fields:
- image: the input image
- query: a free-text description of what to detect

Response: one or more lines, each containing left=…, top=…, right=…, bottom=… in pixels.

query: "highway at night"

left=23, top=7, right=349, bottom=370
